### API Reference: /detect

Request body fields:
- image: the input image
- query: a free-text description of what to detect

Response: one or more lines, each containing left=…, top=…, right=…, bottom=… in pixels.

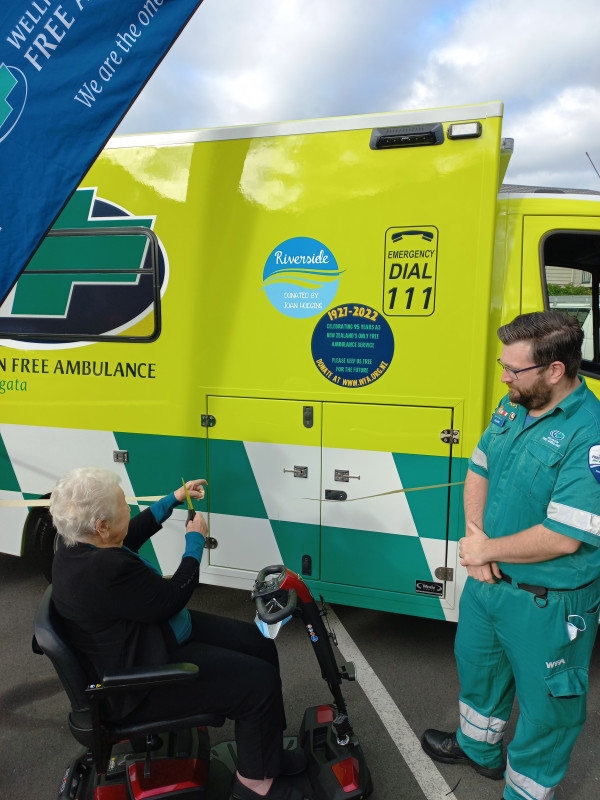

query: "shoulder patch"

left=589, top=445, right=600, bottom=483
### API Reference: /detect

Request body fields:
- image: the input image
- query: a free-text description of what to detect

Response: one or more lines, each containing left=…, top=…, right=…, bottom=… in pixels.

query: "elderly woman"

left=50, top=467, right=304, bottom=800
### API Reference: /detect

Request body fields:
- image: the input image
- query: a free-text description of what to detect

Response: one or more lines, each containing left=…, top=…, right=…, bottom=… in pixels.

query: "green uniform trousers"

left=455, top=575, right=600, bottom=800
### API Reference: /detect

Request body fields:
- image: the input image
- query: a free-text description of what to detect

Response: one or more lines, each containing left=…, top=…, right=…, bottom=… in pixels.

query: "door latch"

left=283, top=466, right=308, bottom=478
left=334, top=470, right=360, bottom=482
left=325, top=489, right=347, bottom=501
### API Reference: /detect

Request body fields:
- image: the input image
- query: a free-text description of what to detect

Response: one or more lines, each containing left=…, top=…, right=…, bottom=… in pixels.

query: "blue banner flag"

left=0, top=0, right=204, bottom=305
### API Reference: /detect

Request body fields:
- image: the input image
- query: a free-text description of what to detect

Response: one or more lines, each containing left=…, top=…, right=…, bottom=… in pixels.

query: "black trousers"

left=129, top=610, right=287, bottom=780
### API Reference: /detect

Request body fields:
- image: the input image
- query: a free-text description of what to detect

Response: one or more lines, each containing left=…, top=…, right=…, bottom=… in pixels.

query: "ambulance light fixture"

left=447, top=122, right=482, bottom=139
left=370, top=123, right=444, bottom=150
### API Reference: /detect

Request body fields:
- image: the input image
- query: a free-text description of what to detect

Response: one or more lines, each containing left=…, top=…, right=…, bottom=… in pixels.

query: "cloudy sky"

left=117, top=0, right=600, bottom=190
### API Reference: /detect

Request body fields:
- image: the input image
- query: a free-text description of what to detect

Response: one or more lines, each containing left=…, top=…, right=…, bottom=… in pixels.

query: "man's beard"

left=508, top=374, right=552, bottom=411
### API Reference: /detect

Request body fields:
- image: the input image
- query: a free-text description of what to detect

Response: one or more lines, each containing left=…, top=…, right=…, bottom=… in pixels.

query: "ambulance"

left=1, top=100, right=599, bottom=622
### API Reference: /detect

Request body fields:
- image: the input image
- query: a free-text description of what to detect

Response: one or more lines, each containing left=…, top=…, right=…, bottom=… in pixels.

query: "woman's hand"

left=186, top=511, right=208, bottom=538
left=174, top=478, right=207, bottom=503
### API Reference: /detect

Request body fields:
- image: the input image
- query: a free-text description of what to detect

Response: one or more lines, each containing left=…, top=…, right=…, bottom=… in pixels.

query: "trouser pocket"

left=544, top=666, right=588, bottom=701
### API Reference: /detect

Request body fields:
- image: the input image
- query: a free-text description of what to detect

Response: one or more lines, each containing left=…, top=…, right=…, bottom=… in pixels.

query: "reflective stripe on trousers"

left=459, top=699, right=507, bottom=745
left=506, top=758, right=555, bottom=800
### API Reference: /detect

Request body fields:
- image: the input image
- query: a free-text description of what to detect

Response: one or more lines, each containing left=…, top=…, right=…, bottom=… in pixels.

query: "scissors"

left=181, top=478, right=217, bottom=549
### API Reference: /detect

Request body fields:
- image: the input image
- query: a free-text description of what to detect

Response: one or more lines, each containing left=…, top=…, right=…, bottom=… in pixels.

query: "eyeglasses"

left=496, top=359, right=549, bottom=380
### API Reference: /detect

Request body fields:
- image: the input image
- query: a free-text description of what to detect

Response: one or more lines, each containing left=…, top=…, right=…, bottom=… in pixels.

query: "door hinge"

left=440, top=429, right=460, bottom=444
left=201, top=414, right=216, bottom=428
left=435, top=567, right=454, bottom=581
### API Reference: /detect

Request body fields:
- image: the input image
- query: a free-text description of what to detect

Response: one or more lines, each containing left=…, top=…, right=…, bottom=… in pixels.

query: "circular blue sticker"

left=261, top=237, right=343, bottom=319
left=311, top=303, right=394, bottom=387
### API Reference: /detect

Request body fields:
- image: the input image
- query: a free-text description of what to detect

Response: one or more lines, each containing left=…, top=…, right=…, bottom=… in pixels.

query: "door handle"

left=325, top=489, right=347, bottom=501
left=283, top=466, right=308, bottom=478
left=334, top=469, right=360, bottom=482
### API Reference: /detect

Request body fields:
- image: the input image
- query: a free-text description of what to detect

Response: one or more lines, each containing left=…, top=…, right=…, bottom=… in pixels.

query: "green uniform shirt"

left=468, top=377, right=600, bottom=587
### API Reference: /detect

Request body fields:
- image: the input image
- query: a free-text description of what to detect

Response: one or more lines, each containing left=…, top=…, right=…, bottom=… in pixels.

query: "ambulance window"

left=543, top=231, right=600, bottom=371
left=0, top=228, right=162, bottom=343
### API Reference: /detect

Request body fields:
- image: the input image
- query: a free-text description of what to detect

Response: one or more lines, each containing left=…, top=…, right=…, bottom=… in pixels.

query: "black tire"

left=57, top=754, right=90, bottom=800
left=23, top=493, right=58, bottom=582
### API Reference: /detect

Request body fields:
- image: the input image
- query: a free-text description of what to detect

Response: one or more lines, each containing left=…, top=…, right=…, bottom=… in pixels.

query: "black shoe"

left=281, top=747, right=307, bottom=776
left=231, top=775, right=305, bottom=800
left=421, top=729, right=505, bottom=781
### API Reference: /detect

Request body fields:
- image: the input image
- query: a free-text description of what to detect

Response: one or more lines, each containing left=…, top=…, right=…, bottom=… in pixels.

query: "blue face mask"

left=567, top=614, right=587, bottom=641
left=254, top=613, right=292, bottom=639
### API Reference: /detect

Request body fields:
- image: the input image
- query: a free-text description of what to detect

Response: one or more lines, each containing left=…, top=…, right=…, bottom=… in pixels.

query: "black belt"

left=499, top=572, right=595, bottom=608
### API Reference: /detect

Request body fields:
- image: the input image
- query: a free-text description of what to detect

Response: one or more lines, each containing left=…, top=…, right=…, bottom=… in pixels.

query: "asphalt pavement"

left=1, top=553, right=599, bottom=800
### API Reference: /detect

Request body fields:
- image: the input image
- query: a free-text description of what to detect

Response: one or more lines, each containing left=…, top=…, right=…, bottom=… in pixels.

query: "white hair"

left=49, top=467, right=122, bottom=547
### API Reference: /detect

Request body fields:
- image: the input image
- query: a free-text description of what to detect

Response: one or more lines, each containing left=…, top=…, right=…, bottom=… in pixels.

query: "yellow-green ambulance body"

left=2, top=101, right=599, bottom=622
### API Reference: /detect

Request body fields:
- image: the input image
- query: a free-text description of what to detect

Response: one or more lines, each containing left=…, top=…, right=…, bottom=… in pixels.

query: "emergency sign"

left=383, top=226, right=438, bottom=316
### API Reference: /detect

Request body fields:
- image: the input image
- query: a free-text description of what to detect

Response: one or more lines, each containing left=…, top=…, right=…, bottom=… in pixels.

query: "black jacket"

left=52, top=508, right=199, bottom=719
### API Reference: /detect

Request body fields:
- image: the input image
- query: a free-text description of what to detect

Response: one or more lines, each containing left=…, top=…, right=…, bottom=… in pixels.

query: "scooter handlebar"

left=253, top=566, right=299, bottom=622
left=254, top=588, right=297, bottom=623
left=254, top=564, right=287, bottom=584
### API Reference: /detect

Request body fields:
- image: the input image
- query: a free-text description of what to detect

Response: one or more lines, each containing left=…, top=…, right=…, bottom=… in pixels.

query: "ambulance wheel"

left=24, top=493, right=58, bottom=582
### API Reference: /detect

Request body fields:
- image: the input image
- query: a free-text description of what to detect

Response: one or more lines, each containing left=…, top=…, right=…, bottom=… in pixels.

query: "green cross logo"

left=12, top=189, right=154, bottom=317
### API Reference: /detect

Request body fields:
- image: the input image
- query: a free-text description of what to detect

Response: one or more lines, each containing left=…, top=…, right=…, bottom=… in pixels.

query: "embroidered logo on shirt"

left=545, top=658, right=566, bottom=669
left=543, top=430, right=565, bottom=448
left=589, top=444, right=600, bottom=483
left=492, top=414, right=506, bottom=427
left=496, top=406, right=508, bottom=417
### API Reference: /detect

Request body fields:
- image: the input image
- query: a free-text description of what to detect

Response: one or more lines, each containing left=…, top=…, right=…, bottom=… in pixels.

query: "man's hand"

left=466, top=563, right=501, bottom=583
left=460, top=522, right=501, bottom=583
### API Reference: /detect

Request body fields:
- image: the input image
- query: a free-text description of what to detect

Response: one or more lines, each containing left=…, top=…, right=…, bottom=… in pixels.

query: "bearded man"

left=422, top=310, right=600, bottom=800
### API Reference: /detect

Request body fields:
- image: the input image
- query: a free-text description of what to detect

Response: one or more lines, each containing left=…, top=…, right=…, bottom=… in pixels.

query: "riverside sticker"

left=260, top=237, right=344, bottom=319
left=311, top=302, right=394, bottom=387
